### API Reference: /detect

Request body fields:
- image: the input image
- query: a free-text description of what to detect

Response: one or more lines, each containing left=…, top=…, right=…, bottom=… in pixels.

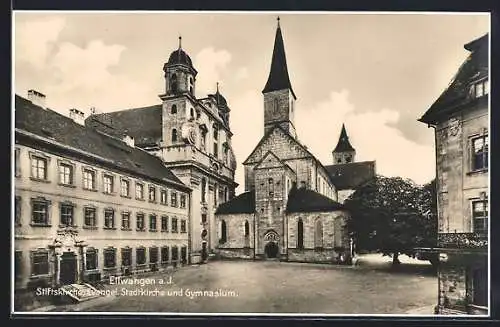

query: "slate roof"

left=215, top=191, right=255, bottom=214
left=333, top=123, right=355, bottom=152
left=15, top=95, right=187, bottom=189
left=85, top=104, right=163, bottom=147
left=287, top=187, right=344, bottom=213
left=419, top=33, right=488, bottom=125
left=262, top=20, right=296, bottom=99
left=325, top=161, right=376, bottom=190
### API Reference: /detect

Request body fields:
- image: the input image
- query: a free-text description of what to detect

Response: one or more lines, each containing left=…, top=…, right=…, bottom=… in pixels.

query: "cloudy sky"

left=14, top=12, right=489, bottom=194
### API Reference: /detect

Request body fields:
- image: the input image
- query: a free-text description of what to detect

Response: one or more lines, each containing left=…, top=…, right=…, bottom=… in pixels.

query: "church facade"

left=214, top=19, right=375, bottom=263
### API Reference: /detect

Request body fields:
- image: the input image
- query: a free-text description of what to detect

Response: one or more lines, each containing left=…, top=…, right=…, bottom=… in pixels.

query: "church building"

left=214, top=18, right=375, bottom=263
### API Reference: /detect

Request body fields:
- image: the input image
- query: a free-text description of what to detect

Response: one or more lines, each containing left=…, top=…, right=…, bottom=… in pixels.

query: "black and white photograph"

left=12, top=11, right=490, bottom=316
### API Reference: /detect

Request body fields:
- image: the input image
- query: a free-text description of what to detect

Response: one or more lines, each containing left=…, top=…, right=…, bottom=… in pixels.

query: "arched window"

left=297, top=218, right=304, bottom=249
left=273, top=98, right=279, bottom=113
left=220, top=220, right=227, bottom=243
left=171, top=104, right=177, bottom=114
left=189, top=86, right=193, bottom=95
left=171, top=129, right=178, bottom=142
left=170, top=74, right=178, bottom=93
left=244, top=220, right=249, bottom=237
left=314, top=219, right=323, bottom=250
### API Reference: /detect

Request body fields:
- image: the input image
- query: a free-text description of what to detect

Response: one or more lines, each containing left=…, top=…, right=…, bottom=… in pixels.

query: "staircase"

left=59, top=283, right=103, bottom=303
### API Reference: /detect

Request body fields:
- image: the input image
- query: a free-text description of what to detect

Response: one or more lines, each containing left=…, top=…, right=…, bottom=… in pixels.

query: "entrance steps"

left=59, top=283, right=102, bottom=303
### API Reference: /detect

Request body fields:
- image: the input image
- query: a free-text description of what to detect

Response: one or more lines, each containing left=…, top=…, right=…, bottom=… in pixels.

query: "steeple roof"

left=333, top=124, right=355, bottom=152
left=262, top=17, right=296, bottom=99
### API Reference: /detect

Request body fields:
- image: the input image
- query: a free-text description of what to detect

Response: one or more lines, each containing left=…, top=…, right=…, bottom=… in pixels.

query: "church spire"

left=262, top=17, right=296, bottom=99
left=333, top=124, right=355, bottom=153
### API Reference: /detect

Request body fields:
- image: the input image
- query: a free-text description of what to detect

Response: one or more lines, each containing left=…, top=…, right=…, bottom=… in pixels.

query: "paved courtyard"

left=78, top=257, right=437, bottom=315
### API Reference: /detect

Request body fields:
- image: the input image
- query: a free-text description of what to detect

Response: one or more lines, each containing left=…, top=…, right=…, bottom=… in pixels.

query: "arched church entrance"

left=264, top=242, right=279, bottom=258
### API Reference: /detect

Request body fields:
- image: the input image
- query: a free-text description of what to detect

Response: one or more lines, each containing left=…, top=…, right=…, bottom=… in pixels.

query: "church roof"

left=215, top=191, right=255, bottom=214
left=287, top=187, right=344, bottom=213
left=166, top=46, right=196, bottom=72
left=419, top=33, right=488, bottom=125
left=86, top=104, right=163, bottom=147
left=262, top=18, right=296, bottom=99
left=15, top=95, right=188, bottom=190
left=333, top=123, right=355, bottom=153
left=325, top=161, right=376, bottom=191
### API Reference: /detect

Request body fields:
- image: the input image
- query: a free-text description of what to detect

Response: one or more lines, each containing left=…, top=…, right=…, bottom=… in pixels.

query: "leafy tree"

left=344, top=175, right=437, bottom=265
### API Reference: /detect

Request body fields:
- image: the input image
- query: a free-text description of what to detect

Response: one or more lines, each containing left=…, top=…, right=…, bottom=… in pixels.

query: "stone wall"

left=215, top=213, right=255, bottom=249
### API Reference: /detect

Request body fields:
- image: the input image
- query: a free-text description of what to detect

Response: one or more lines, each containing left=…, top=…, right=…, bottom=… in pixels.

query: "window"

left=121, top=248, right=132, bottom=267
left=200, top=128, right=207, bottom=151
left=190, top=108, right=194, bottom=119
left=213, top=143, right=218, bottom=157
left=103, top=174, right=114, bottom=194
left=471, top=266, right=488, bottom=307
left=214, top=184, right=218, bottom=207
left=85, top=248, right=98, bottom=270
left=31, top=250, right=49, bottom=276
left=161, top=216, right=169, bottom=232
left=149, top=214, right=157, bottom=231
left=171, top=246, right=178, bottom=261
left=171, top=104, right=177, bottom=114
left=213, top=124, right=218, bottom=140
left=201, top=214, right=207, bottom=224
left=472, top=200, right=488, bottom=234
left=104, top=209, right=115, bottom=229
left=171, top=217, right=178, bottom=233
left=121, top=212, right=130, bottom=230
left=297, top=219, right=304, bottom=249
left=180, top=219, right=187, bottom=233
left=314, top=219, right=324, bottom=250
left=181, top=246, right=187, bottom=264
left=136, top=248, right=146, bottom=265
left=120, top=179, right=130, bottom=197
left=15, top=251, right=22, bottom=279
left=201, top=178, right=207, bottom=203
left=60, top=203, right=74, bottom=226
left=160, top=190, right=167, bottom=204
left=149, top=186, right=156, bottom=202
left=58, top=163, right=73, bottom=185
left=161, top=246, right=170, bottom=263
left=83, top=169, right=96, bottom=190
left=180, top=194, right=187, bottom=208
left=31, top=198, right=50, bottom=225
left=244, top=220, right=250, bottom=237
left=273, top=98, right=279, bottom=113
left=136, top=183, right=144, bottom=200
left=149, top=247, right=159, bottom=263
left=171, top=191, right=178, bottom=207
left=15, top=196, right=21, bottom=225
left=224, top=187, right=228, bottom=202
left=172, top=129, right=178, bottom=142
left=84, top=207, right=97, bottom=227
left=472, top=135, right=488, bottom=171
left=269, top=178, right=274, bottom=197
left=220, top=220, right=227, bottom=243
left=471, top=79, right=489, bottom=98
left=15, top=148, right=21, bottom=177
left=103, top=248, right=116, bottom=268
left=31, top=156, right=47, bottom=180
left=136, top=213, right=145, bottom=231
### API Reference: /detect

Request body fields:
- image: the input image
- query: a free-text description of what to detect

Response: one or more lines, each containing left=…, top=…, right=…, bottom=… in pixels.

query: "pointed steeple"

left=262, top=17, right=296, bottom=99
left=333, top=124, right=355, bottom=152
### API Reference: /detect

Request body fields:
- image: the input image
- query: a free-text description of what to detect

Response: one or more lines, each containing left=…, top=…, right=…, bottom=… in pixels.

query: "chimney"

left=69, top=108, right=85, bottom=126
left=27, top=89, right=46, bottom=109
left=123, top=133, right=135, bottom=147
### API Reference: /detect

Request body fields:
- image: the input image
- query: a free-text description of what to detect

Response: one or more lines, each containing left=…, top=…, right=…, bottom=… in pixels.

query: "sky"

left=14, top=12, right=489, bottom=194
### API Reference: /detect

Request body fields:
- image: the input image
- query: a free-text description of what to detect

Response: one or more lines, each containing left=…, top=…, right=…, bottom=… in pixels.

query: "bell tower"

left=262, top=17, right=297, bottom=138
left=163, top=37, right=197, bottom=98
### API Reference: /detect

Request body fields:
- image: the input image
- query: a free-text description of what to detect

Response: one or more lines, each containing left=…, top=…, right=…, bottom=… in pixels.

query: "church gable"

left=243, top=125, right=311, bottom=165
left=254, top=151, right=285, bottom=170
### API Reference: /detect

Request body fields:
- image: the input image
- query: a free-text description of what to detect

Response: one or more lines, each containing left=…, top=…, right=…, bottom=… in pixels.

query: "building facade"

left=14, top=93, right=191, bottom=293
left=86, top=38, right=238, bottom=264
left=418, top=34, right=489, bottom=315
left=214, top=19, right=374, bottom=263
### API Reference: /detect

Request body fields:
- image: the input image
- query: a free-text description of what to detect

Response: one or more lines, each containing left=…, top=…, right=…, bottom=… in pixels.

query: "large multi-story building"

left=213, top=19, right=375, bottom=263
left=87, top=37, right=238, bottom=264
left=14, top=91, right=191, bottom=294
left=418, top=33, right=489, bottom=315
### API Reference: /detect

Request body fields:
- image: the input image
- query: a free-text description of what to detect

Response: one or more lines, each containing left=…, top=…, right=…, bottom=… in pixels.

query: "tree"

left=344, top=175, right=436, bottom=265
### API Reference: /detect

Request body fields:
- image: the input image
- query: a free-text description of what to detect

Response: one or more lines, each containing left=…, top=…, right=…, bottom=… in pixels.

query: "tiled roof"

left=325, top=161, right=376, bottom=190
left=262, top=21, right=296, bottom=99
left=286, top=187, right=344, bottom=213
left=215, top=191, right=255, bottom=214
left=85, top=104, right=163, bottom=146
left=14, top=95, right=187, bottom=189
left=419, top=33, right=488, bottom=125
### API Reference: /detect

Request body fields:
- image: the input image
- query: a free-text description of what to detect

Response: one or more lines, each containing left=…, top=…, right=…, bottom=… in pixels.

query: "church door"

left=265, top=242, right=279, bottom=258
left=59, top=252, right=77, bottom=285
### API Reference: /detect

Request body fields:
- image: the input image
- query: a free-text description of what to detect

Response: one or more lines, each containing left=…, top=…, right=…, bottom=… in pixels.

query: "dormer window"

left=470, top=79, right=489, bottom=98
